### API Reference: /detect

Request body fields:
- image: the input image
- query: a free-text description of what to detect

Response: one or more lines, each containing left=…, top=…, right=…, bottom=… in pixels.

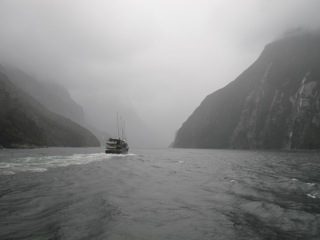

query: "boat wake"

left=0, top=152, right=112, bottom=175
left=277, top=178, right=320, bottom=199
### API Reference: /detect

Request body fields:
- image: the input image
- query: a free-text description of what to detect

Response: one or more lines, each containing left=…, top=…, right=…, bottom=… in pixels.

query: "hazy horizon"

left=1, top=0, right=320, bottom=147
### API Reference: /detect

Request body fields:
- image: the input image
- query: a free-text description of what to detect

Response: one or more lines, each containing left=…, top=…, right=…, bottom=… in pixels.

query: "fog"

left=1, top=0, right=320, bottom=147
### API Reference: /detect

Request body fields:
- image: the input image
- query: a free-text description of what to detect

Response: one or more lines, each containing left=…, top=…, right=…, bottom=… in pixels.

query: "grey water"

left=0, top=148, right=320, bottom=240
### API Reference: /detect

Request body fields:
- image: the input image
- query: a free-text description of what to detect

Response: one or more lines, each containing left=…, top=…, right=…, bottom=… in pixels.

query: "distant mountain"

left=173, top=31, right=320, bottom=150
left=5, top=68, right=107, bottom=144
left=7, top=69, right=84, bottom=124
left=83, top=100, right=167, bottom=149
left=0, top=67, right=100, bottom=148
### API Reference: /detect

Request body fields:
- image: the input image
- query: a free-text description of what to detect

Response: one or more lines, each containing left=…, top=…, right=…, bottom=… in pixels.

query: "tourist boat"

left=105, top=138, right=129, bottom=154
left=105, top=113, right=129, bottom=154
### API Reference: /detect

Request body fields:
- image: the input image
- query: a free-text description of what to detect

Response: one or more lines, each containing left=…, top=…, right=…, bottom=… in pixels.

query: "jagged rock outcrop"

left=0, top=67, right=100, bottom=148
left=173, top=31, right=320, bottom=149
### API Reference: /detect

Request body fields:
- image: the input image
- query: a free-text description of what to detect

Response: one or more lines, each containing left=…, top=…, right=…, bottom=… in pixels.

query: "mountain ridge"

left=173, top=31, right=320, bottom=149
left=0, top=67, right=100, bottom=148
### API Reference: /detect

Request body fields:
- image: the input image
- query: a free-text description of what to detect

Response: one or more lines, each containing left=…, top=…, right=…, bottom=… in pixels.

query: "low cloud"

left=1, top=0, right=320, bottom=145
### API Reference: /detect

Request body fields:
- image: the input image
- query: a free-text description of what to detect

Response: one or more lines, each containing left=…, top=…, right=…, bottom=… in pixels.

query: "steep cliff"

left=7, top=69, right=84, bottom=124
left=5, top=69, right=108, bottom=144
left=0, top=69, right=100, bottom=148
left=173, top=32, right=320, bottom=150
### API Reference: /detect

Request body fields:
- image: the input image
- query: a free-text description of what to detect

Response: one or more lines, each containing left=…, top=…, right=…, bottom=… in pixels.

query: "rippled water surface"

left=0, top=148, right=320, bottom=240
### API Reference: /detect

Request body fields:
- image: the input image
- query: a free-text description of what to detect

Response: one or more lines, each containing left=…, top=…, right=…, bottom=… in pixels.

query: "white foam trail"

left=307, top=194, right=316, bottom=199
left=0, top=152, right=118, bottom=175
left=27, top=168, right=48, bottom=173
left=1, top=171, right=15, bottom=175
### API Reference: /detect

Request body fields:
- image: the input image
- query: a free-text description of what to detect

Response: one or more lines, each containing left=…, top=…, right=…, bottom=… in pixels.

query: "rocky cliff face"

left=173, top=32, right=320, bottom=150
left=0, top=68, right=100, bottom=148
left=3, top=68, right=108, bottom=145
left=7, top=69, right=84, bottom=125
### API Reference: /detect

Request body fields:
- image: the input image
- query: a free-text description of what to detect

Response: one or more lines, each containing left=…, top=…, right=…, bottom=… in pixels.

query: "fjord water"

left=0, top=148, right=319, bottom=240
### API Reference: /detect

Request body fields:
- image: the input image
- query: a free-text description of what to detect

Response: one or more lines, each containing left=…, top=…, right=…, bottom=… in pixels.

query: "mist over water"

left=1, top=148, right=319, bottom=240
left=1, top=1, right=320, bottom=239
left=2, top=1, right=320, bottom=146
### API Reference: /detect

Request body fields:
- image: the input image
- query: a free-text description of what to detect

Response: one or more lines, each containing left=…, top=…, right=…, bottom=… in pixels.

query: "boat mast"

left=120, top=115, right=123, bottom=140
left=123, top=119, right=126, bottom=140
left=117, top=113, right=126, bottom=140
left=117, top=112, right=120, bottom=139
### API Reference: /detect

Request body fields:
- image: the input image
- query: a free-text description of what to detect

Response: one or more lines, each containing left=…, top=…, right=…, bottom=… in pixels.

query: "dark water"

left=0, top=148, right=320, bottom=240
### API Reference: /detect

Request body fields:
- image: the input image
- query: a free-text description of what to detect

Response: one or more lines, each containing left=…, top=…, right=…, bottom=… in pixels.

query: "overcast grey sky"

left=1, top=0, right=320, bottom=146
